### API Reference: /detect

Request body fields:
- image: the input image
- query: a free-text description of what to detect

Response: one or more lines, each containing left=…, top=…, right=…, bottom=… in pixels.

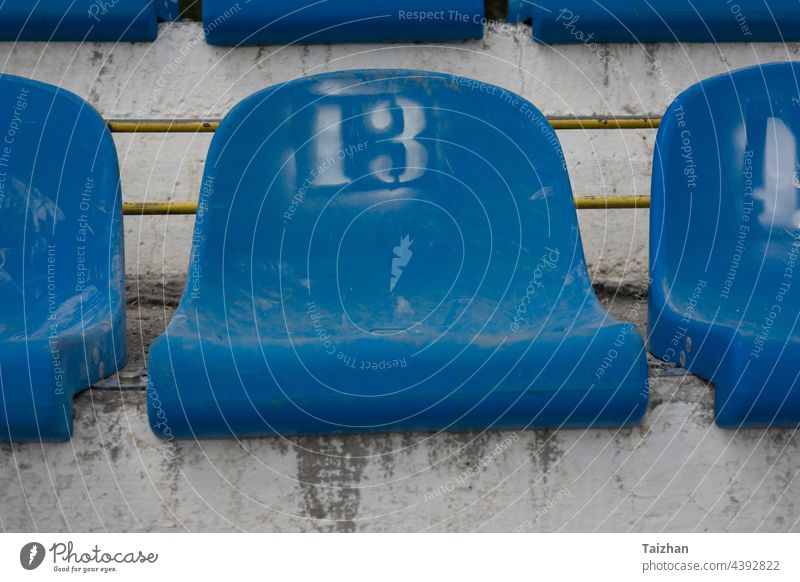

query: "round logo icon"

left=20, top=542, right=46, bottom=570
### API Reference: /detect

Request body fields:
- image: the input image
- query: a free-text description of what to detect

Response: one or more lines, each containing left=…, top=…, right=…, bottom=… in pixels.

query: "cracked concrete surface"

left=1, top=22, right=799, bottom=532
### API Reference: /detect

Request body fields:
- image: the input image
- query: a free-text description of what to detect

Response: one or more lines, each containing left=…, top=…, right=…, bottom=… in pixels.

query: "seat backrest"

left=651, top=62, right=800, bottom=333
left=184, top=70, right=600, bottom=338
left=527, top=1, right=800, bottom=43
left=202, top=0, right=484, bottom=45
left=0, top=74, right=124, bottom=337
left=0, top=0, right=160, bottom=42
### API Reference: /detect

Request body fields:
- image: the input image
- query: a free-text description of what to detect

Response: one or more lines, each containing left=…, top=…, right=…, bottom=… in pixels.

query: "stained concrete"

left=1, top=21, right=799, bottom=532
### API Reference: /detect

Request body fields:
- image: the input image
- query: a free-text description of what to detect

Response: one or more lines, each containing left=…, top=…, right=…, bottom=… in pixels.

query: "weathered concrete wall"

left=3, top=22, right=799, bottom=288
left=1, top=22, right=799, bottom=532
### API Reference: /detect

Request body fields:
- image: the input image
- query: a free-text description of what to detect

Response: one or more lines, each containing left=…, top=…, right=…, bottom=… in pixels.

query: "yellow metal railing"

left=109, top=120, right=219, bottom=133
left=123, top=201, right=200, bottom=215
left=106, top=116, right=661, bottom=133
left=549, top=117, right=660, bottom=130
left=572, top=195, right=650, bottom=209
left=122, top=196, right=649, bottom=215
left=113, top=116, right=657, bottom=214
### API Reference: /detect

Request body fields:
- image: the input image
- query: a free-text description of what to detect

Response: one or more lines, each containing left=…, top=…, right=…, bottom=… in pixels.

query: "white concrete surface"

left=6, top=21, right=799, bottom=287
left=1, top=21, right=799, bottom=532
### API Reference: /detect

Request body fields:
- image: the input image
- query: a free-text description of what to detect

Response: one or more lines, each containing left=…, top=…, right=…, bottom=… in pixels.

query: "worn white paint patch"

left=1, top=24, right=799, bottom=532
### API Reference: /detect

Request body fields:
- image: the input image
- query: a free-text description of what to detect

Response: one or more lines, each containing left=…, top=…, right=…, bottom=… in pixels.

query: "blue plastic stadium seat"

left=0, top=75, right=126, bottom=441
left=147, top=70, right=648, bottom=439
left=0, top=0, right=178, bottom=42
left=202, top=0, right=483, bottom=45
left=650, top=62, right=800, bottom=428
left=518, top=1, right=800, bottom=43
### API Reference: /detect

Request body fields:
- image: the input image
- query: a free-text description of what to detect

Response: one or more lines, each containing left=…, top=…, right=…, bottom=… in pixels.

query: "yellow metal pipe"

left=123, top=201, right=200, bottom=215
left=108, top=120, right=219, bottom=133
left=108, top=117, right=661, bottom=133
left=574, top=195, right=650, bottom=209
left=549, top=117, right=660, bottom=130
left=123, top=196, right=650, bottom=215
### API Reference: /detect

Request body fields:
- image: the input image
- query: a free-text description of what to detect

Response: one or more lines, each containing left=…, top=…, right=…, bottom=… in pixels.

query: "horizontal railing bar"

left=108, top=120, right=219, bottom=133
left=122, top=196, right=650, bottom=215
left=123, top=201, right=200, bottom=214
left=574, top=195, right=650, bottom=209
left=548, top=117, right=661, bottom=130
left=106, top=116, right=662, bottom=133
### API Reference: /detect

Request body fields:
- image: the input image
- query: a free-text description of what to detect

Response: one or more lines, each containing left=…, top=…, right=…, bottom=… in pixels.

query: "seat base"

left=649, top=307, right=800, bottom=428
left=0, top=330, right=125, bottom=441
left=148, top=317, right=648, bottom=439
